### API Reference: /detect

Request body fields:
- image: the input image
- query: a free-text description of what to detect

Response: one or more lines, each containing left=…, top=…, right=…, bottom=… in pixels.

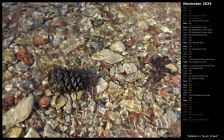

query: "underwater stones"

left=125, top=71, right=144, bottom=83
left=44, top=124, right=61, bottom=138
left=24, top=128, right=40, bottom=138
left=5, top=127, right=23, bottom=138
left=15, top=61, right=30, bottom=73
left=96, top=78, right=108, bottom=93
left=108, top=81, right=124, bottom=94
left=110, top=41, right=126, bottom=52
left=91, top=49, right=124, bottom=64
left=119, top=99, right=142, bottom=113
left=123, top=63, right=137, bottom=75
left=3, top=94, right=34, bottom=126
left=165, top=63, right=178, bottom=73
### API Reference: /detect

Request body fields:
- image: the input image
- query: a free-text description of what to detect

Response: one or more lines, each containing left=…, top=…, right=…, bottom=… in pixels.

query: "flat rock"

left=5, top=127, right=23, bottom=138
left=110, top=41, right=126, bottom=52
left=3, top=94, right=34, bottom=126
left=119, top=99, right=142, bottom=113
left=24, top=128, right=40, bottom=138
left=44, top=124, right=61, bottom=138
left=92, top=49, right=124, bottom=64
left=96, top=78, right=108, bottom=93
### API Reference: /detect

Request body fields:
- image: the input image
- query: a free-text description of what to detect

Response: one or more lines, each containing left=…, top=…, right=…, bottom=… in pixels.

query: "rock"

left=89, top=41, right=103, bottom=51
left=44, top=124, right=61, bottom=138
left=76, top=91, right=83, bottom=100
left=158, top=87, right=170, bottom=97
left=15, top=61, right=30, bottom=73
left=119, top=99, right=142, bottom=113
left=4, top=83, right=13, bottom=92
left=152, top=104, right=164, bottom=118
left=96, top=78, right=108, bottom=93
left=125, top=71, right=144, bottom=82
left=108, top=111, right=121, bottom=124
left=39, top=96, right=51, bottom=108
left=91, top=49, right=124, bottom=64
left=16, top=80, right=35, bottom=92
left=51, top=37, right=61, bottom=48
left=24, top=128, right=40, bottom=138
left=3, top=49, right=15, bottom=62
left=108, top=81, right=124, bottom=94
left=5, top=127, right=23, bottom=138
left=63, top=94, right=72, bottom=113
left=55, top=95, right=68, bottom=110
left=3, top=94, right=34, bottom=126
left=48, top=119, right=59, bottom=129
left=110, top=41, right=126, bottom=52
left=17, top=47, right=34, bottom=65
left=123, top=63, right=137, bottom=75
left=169, top=74, right=180, bottom=88
left=3, top=95, right=15, bottom=106
left=34, top=36, right=48, bottom=46
left=165, top=63, right=178, bottom=73
left=160, top=26, right=172, bottom=33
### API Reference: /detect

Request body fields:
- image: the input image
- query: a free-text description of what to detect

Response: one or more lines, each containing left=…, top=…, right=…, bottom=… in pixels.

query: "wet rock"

left=165, top=63, right=178, bottom=73
left=39, top=96, right=51, bottom=108
left=15, top=61, right=30, bottom=73
left=125, top=71, right=144, bottom=83
left=89, top=41, right=103, bottom=51
left=44, top=124, right=61, bottom=138
left=3, top=94, right=34, bottom=126
left=54, top=95, right=68, bottom=110
left=108, top=111, right=121, bottom=124
left=63, top=94, right=72, bottom=113
left=17, top=47, right=34, bottom=65
left=91, top=49, right=124, bottom=64
left=24, top=128, right=40, bottom=138
left=110, top=41, right=126, bottom=52
left=3, top=49, right=15, bottom=62
left=3, top=95, right=15, bottom=106
left=16, top=80, right=35, bottom=92
left=96, top=78, right=108, bottom=93
left=160, top=26, right=172, bottom=33
left=48, top=119, right=59, bottom=130
left=152, top=104, right=164, bottom=118
left=108, top=81, right=124, bottom=94
left=123, top=63, right=137, bottom=75
left=119, top=99, right=142, bottom=113
left=34, top=36, right=48, bottom=46
left=144, top=127, right=159, bottom=137
left=5, top=127, right=23, bottom=138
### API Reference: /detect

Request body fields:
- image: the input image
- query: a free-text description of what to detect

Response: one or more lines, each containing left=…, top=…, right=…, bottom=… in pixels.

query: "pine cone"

left=48, top=67, right=88, bottom=92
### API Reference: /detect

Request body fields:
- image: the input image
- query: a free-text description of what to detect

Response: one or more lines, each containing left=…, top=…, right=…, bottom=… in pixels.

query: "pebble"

left=96, top=78, right=108, bottom=93
left=48, top=119, right=59, bottom=129
left=110, top=41, right=126, bottom=52
left=16, top=80, right=35, bottom=92
left=125, top=71, right=144, bottom=83
left=108, top=81, right=124, bottom=94
left=17, top=47, right=34, bottom=66
left=24, top=128, right=40, bottom=138
left=123, top=63, right=137, bottom=75
left=91, top=49, right=124, bottom=64
left=34, top=36, right=48, bottom=46
left=3, top=49, right=15, bottom=62
left=165, top=63, right=178, bottom=73
left=39, top=96, right=51, bottom=108
left=63, top=94, right=72, bottom=113
left=54, top=95, right=68, bottom=110
left=3, top=94, right=34, bottom=126
left=119, top=99, right=142, bottom=113
left=5, top=127, right=23, bottom=138
left=44, top=124, right=61, bottom=138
